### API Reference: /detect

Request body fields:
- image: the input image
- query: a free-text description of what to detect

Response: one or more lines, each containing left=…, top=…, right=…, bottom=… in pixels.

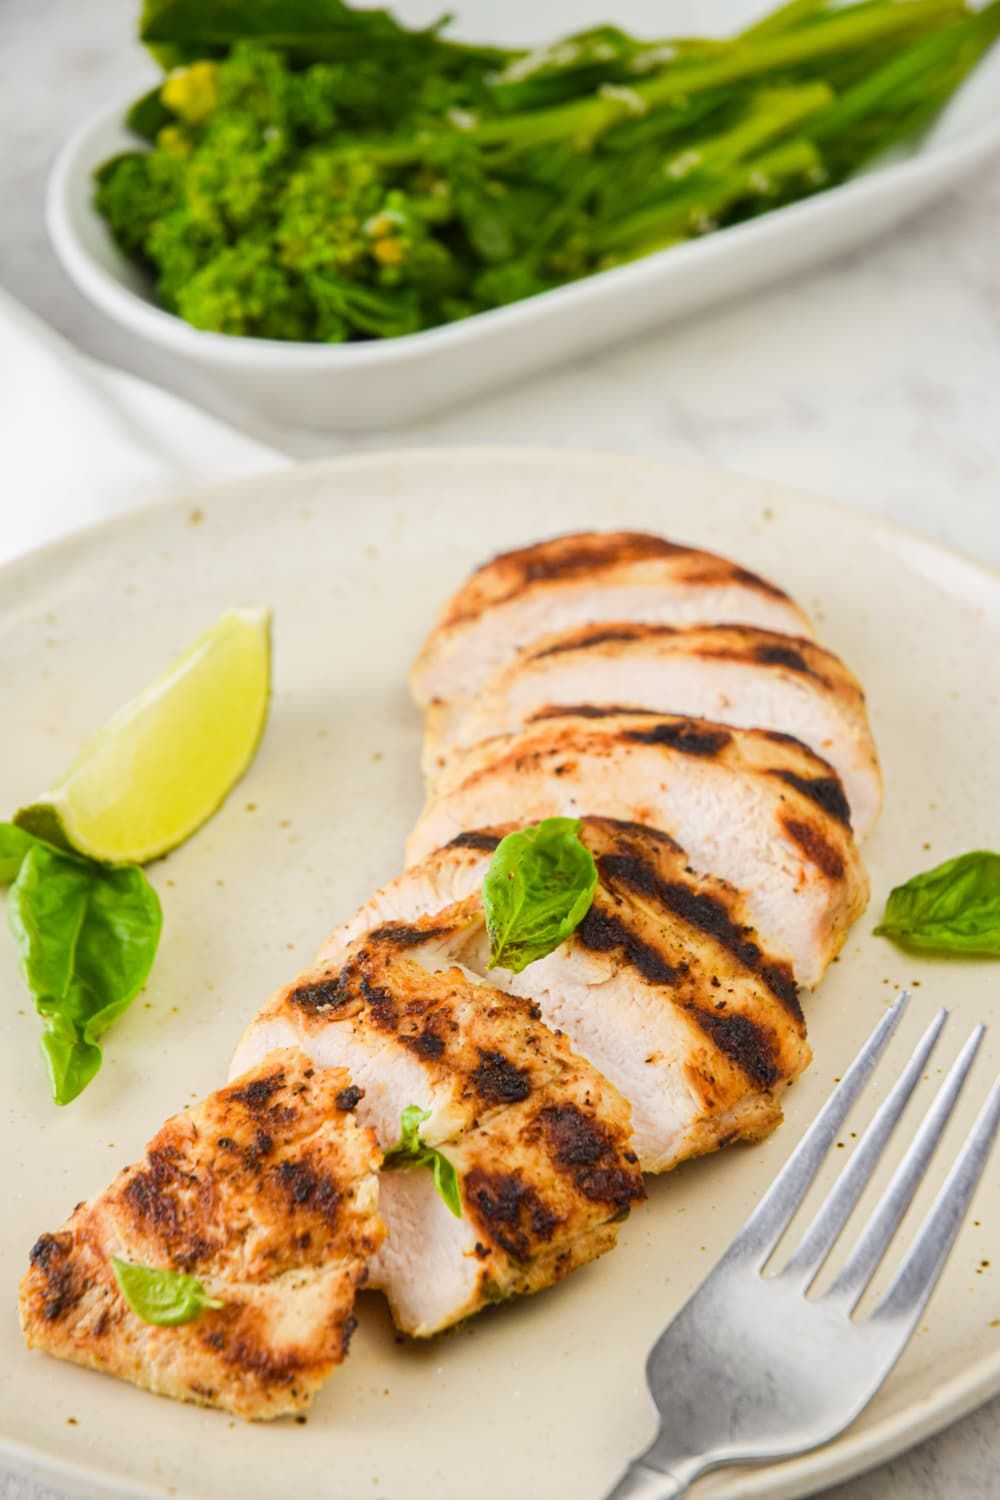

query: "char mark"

left=540, top=1104, right=644, bottom=1213
left=782, top=817, right=846, bottom=880
left=463, top=1168, right=560, bottom=1261
left=289, top=975, right=347, bottom=1014
left=28, top=1233, right=80, bottom=1323
left=576, top=906, right=680, bottom=986
left=447, top=830, right=502, bottom=853
left=368, top=922, right=455, bottom=948
left=532, top=624, right=672, bottom=658
left=403, top=1029, right=446, bottom=1061
left=530, top=703, right=659, bottom=722
left=335, top=1085, right=363, bottom=1112
left=272, top=1159, right=341, bottom=1226
left=598, top=853, right=802, bottom=1021
left=753, top=642, right=816, bottom=676
left=228, top=1073, right=285, bottom=1111
left=624, top=720, right=732, bottom=757
left=689, top=1007, right=781, bottom=1090
left=771, top=769, right=851, bottom=828
left=472, top=1049, right=532, bottom=1105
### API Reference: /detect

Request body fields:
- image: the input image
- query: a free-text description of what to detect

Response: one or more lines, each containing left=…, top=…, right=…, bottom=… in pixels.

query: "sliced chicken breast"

left=411, top=531, right=815, bottom=706
left=406, top=713, right=868, bottom=987
left=424, top=623, right=882, bottom=840
left=312, top=818, right=812, bottom=1172
left=231, top=930, right=644, bottom=1337
left=19, top=1050, right=383, bottom=1420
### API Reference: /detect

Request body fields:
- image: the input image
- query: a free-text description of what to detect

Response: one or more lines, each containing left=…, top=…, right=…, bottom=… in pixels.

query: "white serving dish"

left=47, top=2, right=1000, bottom=430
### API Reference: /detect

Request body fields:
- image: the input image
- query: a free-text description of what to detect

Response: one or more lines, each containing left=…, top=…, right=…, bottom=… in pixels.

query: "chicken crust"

left=19, top=1049, right=384, bottom=1420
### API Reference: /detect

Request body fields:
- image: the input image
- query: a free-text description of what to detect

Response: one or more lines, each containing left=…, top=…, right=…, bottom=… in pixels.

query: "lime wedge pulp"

left=15, top=608, right=271, bottom=865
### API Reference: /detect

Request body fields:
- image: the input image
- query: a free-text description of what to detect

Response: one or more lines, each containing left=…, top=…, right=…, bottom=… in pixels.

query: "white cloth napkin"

left=0, top=286, right=285, bottom=565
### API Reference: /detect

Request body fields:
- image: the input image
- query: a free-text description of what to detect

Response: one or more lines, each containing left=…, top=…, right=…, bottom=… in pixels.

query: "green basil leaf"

left=0, top=822, right=39, bottom=884
left=483, top=817, right=598, bottom=973
left=383, top=1104, right=462, bottom=1218
left=7, top=845, right=163, bottom=1104
left=874, top=850, right=1000, bottom=955
left=111, top=1256, right=223, bottom=1326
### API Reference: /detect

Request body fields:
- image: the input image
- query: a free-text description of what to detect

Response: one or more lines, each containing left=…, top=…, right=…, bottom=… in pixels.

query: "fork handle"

left=603, top=1461, right=691, bottom=1499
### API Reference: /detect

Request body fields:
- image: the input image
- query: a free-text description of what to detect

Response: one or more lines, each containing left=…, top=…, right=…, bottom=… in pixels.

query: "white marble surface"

left=1, top=2, right=998, bottom=1496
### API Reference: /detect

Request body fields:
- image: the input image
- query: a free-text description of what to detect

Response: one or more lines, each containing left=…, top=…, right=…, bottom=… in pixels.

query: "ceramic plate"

left=1, top=450, right=996, bottom=1500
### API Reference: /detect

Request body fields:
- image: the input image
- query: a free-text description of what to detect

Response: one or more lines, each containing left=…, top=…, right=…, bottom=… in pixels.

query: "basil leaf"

left=7, top=845, right=163, bottom=1104
left=875, top=851, right=1000, bottom=956
left=483, top=817, right=598, bottom=973
left=383, top=1105, right=462, bottom=1218
left=0, top=822, right=39, bottom=884
left=111, top=1256, right=223, bottom=1326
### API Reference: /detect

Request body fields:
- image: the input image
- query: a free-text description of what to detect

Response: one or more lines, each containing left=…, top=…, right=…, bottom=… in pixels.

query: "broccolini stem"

left=468, top=0, right=967, bottom=150
left=601, top=139, right=823, bottom=259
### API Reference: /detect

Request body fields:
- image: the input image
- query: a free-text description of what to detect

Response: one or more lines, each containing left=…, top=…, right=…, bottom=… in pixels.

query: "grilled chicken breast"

left=411, top=531, right=815, bottom=706
left=231, top=930, right=644, bottom=1337
left=423, top=623, right=882, bottom=839
left=311, top=818, right=811, bottom=1172
left=407, top=712, right=868, bottom=986
left=19, top=1051, right=383, bottom=1420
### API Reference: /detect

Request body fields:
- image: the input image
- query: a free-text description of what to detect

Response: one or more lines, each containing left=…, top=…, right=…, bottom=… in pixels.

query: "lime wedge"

left=15, top=608, right=271, bottom=864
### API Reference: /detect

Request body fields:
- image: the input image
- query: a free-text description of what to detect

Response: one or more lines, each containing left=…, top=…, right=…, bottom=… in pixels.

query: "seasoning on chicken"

left=231, top=926, right=645, bottom=1337
left=411, top=531, right=815, bottom=706
left=309, top=817, right=811, bottom=1172
left=423, top=622, right=882, bottom=839
left=407, top=712, right=868, bottom=987
left=19, top=1050, right=383, bottom=1420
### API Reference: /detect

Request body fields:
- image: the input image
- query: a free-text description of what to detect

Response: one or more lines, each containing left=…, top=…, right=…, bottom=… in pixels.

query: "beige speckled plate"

left=1, top=450, right=997, bottom=1500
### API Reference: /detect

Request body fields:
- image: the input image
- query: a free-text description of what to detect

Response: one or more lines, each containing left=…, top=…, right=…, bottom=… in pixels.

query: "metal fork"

left=604, top=993, right=1000, bottom=1498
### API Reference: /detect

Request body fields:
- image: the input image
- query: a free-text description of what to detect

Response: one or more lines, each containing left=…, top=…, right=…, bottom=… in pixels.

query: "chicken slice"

left=411, top=530, right=815, bottom=706
left=19, top=1050, right=383, bottom=1420
left=424, top=622, right=882, bottom=840
left=406, top=713, right=868, bottom=987
left=230, top=931, right=644, bottom=1337
left=308, top=818, right=811, bottom=1173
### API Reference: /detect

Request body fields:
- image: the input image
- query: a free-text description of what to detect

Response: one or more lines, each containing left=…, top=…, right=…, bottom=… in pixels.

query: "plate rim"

left=2, top=446, right=997, bottom=1500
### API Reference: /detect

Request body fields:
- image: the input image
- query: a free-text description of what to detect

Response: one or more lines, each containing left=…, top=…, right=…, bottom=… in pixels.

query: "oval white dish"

left=0, top=449, right=997, bottom=1500
left=46, top=3, right=1000, bottom=431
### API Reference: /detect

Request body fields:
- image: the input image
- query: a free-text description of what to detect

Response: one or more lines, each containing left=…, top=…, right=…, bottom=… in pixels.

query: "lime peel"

left=15, top=607, right=272, bottom=865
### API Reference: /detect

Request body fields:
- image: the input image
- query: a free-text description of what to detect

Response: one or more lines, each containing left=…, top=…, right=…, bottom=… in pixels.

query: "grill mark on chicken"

left=335, top=1086, right=362, bottom=1112
left=289, top=976, right=347, bottom=1014
left=273, top=1160, right=341, bottom=1225
left=783, top=816, right=846, bottom=880
left=539, top=1104, right=644, bottom=1214
left=228, top=1071, right=284, bottom=1110
left=771, top=769, right=852, bottom=828
left=623, top=720, right=733, bottom=757
left=532, top=624, right=673, bottom=657
left=463, top=1168, right=561, bottom=1261
left=403, top=1028, right=446, bottom=1061
left=576, top=906, right=681, bottom=985
left=687, top=1008, right=781, bottom=1091
left=530, top=703, right=660, bottom=722
left=368, top=922, right=455, bottom=947
left=753, top=641, right=821, bottom=676
left=447, top=831, right=502, bottom=852
left=596, top=851, right=803, bottom=1022
left=28, top=1234, right=80, bottom=1323
left=472, top=1049, right=532, bottom=1105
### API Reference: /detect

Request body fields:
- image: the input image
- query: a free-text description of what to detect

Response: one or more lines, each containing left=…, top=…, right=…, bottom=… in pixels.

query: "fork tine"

left=735, top=992, right=908, bottom=1266
left=780, top=1009, right=948, bottom=1289
left=824, top=1024, right=985, bottom=1311
left=872, top=1074, right=1000, bottom=1326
